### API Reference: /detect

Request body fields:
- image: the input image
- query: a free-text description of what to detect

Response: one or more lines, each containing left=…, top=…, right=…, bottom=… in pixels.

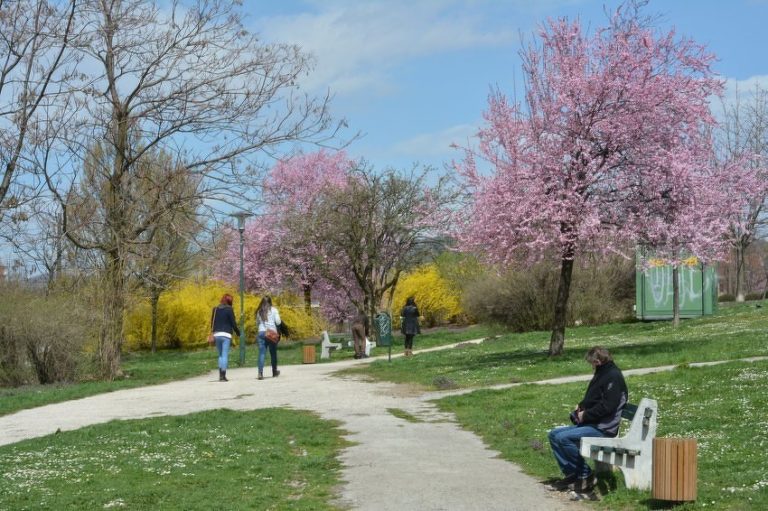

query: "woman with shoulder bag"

left=256, top=295, right=281, bottom=380
left=210, top=294, right=240, bottom=382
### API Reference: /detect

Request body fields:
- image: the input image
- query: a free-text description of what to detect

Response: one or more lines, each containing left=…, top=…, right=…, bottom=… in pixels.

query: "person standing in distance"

left=256, top=295, right=281, bottom=380
left=351, top=310, right=369, bottom=359
left=400, top=297, right=421, bottom=357
left=211, top=294, right=240, bottom=382
left=547, top=346, right=628, bottom=493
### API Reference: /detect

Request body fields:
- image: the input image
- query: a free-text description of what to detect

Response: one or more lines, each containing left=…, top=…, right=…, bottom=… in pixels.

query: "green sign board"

left=374, top=312, right=393, bottom=347
left=636, top=261, right=717, bottom=320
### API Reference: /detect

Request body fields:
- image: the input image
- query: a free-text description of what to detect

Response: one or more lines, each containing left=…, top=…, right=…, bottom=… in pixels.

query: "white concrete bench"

left=320, top=331, right=343, bottom=359
left=579, top=397, right=658, bottom=490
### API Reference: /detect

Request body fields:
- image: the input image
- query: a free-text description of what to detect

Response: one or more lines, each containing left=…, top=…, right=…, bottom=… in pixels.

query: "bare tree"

left=293, top=164, right=454, bottom=325
left=719, top=84, right=768, bottom=301
left=37, top=0, right=345, bottom=378
left=130, top=152, right=204, bottom=352
left=0, top=0, right=77, bottom=217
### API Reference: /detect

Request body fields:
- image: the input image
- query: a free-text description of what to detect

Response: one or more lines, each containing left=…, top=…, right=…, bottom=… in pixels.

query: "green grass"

left=3, top=304, right=768, bottom=509
left=435, top=360, right=768, bottom=510
left=0, top=325, right=498, bottom=418
left=0, top=408, right=349, bottom=511
left=386, top=408, right=423, bottom=423
left=343, top=302, right=768, bottom=390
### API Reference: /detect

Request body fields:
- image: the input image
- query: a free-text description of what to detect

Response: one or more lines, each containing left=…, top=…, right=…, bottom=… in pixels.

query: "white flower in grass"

left=103, top=499, right=125, bottom=508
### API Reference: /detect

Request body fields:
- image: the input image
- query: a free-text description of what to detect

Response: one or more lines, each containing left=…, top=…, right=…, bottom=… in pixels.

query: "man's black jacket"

left=578, top=361, right=627, bottom=436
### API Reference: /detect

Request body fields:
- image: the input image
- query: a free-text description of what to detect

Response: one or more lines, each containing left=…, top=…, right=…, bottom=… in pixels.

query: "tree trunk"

left=735, top=245, right=746, bottom=302
left=100, top=251, right=125, bottom=379
left=303, top=284, right=312, bottom=315
left=549, top=253, right=575, bottom=357
left=672, top=265, right=680, bottom=328
left=150, top=289, right=160, bottom=353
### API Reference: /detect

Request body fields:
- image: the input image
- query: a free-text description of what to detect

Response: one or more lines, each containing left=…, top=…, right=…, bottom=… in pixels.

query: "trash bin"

left=302, top=344, right=316, bottom=364
left=652, top=437, right=697, bottom=501
left=374, top=312, right=393, bottom=347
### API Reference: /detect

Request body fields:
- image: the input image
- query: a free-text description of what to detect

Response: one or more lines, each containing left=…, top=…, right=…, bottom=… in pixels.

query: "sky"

left=247, top=0, right=768, bottom=172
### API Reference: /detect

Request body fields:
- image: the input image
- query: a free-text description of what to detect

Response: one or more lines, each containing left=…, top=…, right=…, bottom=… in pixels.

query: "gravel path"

left=0, top=345, right=591, bottom=511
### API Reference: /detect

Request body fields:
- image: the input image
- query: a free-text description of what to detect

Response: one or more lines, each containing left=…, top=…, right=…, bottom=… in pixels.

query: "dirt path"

left=0, top=347, right=587, bottom=510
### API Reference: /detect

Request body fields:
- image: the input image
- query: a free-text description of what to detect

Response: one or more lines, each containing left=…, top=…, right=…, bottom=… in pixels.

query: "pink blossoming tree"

left=289, top=163, right=454, bottom=324
left=718, top=85, right=768, bottom=301
left=218, top=151, right=354, bottom=319
left=456, top=4, right=730, bottom=355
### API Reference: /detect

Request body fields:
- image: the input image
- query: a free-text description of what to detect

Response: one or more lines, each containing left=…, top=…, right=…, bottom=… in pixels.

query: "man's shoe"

left=569, top=474, right=597, bottom=492
left=257, top=372, right=264, bottom=380
left=546, top=473, right=578, bottom=492
left=273, top=370, right=280, bottom=377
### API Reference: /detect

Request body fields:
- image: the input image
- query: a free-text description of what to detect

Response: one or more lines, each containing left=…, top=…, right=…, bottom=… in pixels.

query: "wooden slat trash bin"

left=652, top=438, right=697, bottom=501
left=302, top=344, right=316, bottom=364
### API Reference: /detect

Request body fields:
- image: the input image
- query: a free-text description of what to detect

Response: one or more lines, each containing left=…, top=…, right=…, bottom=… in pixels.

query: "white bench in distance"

left=321, top=331, right=343, bottom=359
left=579, top=397, right=658, bottom=490
left=364, top=337, right=374, bottom=357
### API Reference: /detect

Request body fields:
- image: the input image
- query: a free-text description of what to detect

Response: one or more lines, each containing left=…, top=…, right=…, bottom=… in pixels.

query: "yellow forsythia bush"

left=392, top=264, right=464, bottom=328
left=271, top=294, right=326, bottom=341
left=125, top=282, right=321, bottom=350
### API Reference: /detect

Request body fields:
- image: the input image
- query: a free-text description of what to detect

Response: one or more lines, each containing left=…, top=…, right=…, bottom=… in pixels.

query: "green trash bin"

left=374, top=312, right=393, bottom=347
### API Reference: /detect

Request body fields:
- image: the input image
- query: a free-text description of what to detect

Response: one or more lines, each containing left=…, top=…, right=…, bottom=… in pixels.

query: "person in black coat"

left=547, top=346, right=628, bottom=493
left=400, top=297, right=421, bottom=357
left=210, top=294, right=240, bottom=382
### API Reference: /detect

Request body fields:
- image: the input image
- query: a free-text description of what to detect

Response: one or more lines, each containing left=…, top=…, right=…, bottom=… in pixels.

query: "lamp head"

left=229, top=211, right=253, bottom=232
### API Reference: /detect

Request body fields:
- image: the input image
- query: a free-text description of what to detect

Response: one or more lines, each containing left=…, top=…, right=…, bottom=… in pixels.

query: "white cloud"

left=723, top=74, right=768, bottom=99
left=253, top=1, right=516, bottom=95
left=711, top=74, right=768, bottom=119
left=391, top=122, right=479, bottom=158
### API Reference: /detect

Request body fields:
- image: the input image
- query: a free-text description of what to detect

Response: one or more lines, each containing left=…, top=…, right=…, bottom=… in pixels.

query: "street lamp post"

left=230, top=211, right=253, bottom=366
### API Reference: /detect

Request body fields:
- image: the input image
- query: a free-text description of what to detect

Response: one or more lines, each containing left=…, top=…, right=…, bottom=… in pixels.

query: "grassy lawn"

left=435, top=360, right=768, bottom=510
left=341, top=302, right=768, bottom=390
left=0, top=324, right=497, bottom=418
left=0, top=408, right=349, bottom=511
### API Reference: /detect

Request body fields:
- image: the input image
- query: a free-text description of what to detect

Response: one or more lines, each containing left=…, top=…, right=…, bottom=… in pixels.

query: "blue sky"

left=248, top=0, right=768, bottom=171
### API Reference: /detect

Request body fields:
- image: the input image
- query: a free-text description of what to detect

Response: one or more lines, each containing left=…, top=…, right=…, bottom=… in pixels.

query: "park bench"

left=321, top=331, right=343, bottom=359
left=579, top=397, right=658, bottom=490
left=364, top=337, right=374, bottom=356
left=320, top=331, right=375, bottom=358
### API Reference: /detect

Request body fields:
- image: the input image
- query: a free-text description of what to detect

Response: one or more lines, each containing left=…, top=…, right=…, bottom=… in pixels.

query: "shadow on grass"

left=639, top=498, right=694, bottom=510
left=432, top=336, right=739, bottom=373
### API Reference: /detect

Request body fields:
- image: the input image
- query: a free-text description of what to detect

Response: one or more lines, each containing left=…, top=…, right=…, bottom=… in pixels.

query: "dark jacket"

left=578, top=361, right=627, bottom=437
left=400, top=305, right=421, bottom=335
left=211, top=305, right=240, bottom=337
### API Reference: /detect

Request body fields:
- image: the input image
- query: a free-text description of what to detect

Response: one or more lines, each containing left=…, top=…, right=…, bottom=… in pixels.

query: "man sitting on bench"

left=547, top=346, right=628, bottom=493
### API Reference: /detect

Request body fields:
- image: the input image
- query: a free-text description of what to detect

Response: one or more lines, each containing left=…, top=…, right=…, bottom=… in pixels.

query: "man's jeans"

left=548, top=424, right=605, bottom=478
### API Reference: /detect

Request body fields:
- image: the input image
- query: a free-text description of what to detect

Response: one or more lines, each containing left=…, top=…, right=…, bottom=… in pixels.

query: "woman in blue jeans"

left=210, top=294, right=240, bottom=382
left=256, top=295, right=281, bottom=380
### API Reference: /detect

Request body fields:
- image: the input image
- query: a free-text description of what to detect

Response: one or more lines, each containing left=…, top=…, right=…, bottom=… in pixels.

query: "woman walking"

left=256, top=295, right=282, bottom=380
left=210, top=294, right=240, bottom=382
left=400, top=296, right=421, bottom=357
